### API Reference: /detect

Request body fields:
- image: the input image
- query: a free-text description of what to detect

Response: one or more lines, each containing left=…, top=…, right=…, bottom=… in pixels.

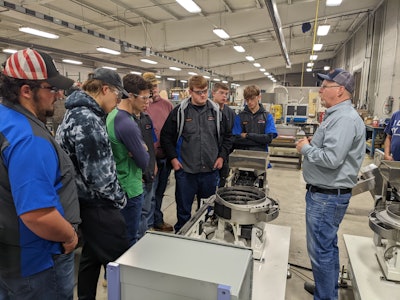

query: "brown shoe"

left=154, top=222, right=173, bottom=232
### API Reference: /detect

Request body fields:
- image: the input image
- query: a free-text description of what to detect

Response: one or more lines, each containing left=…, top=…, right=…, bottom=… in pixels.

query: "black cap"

left=92, top=68, right=129, bottom=98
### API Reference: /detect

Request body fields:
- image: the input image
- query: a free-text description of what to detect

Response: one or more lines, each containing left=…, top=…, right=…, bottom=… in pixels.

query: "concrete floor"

left=74, top=154, right=376, bottom=299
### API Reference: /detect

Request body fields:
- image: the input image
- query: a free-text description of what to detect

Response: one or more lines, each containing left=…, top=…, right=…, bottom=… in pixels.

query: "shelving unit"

left=365, top=125, right=385, bottom=157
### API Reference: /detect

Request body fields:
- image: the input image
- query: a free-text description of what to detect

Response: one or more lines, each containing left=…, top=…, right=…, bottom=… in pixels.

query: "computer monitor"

left=285, top=104, right=308, bottom=123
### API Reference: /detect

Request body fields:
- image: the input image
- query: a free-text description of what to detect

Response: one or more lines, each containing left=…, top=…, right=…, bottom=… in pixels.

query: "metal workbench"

left=343, top=234, right=400, bottom=300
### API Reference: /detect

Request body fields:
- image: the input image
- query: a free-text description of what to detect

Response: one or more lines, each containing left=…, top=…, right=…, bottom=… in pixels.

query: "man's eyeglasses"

left=133, top=93, right=152, bottom=101
left=320, top=85, right=341, bottom=89
left=216, top=90, right=229, bottom=96
left=191, top=89, right=208, bottom=96
left=40, top=86, right=59, bottom=93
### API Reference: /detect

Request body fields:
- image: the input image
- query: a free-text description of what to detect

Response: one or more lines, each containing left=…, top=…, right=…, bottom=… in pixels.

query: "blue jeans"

left=306, top=190, right=350, bottom=300
left=138, top=181, right=156, bottom=238
left=152, top=159, right=172, bottom=227
left=0, top=252, right=74, bottom=300
left=174, top=169, right=219, bottom=232
left=121, top=194, right=143, bottom=246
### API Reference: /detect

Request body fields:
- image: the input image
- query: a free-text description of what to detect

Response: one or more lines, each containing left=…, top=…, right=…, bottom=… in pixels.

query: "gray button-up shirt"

left=301, top=100, right=366, bottom=189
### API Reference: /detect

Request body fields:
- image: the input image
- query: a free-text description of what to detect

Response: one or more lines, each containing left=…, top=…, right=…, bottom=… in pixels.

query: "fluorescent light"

left=245, top=56, right=255, bottom=61
left=176, top=0, right=201, bottom=13
left=169, top=66, right=182, bottom=71
left=253, top=63, right=261, bottom=68
left=324, top=66, right=331, bottom=71
left=188, top=72, right=198, bottom=75
left=259, top=68, right=266, bottom=72
left=233, top=45, right=245, bottom=53
left=130, top=71, right=142, bottom=75
left=155, top=75, right=161, bottom=78
left=19, top=27, right=59, bottom=39
left=167, top=77, right=176, bottom=81
left=307, top=62, right=314, bottom=67
left=203, top=75, right=210, bottom=79
left=264, top=72, right=270, bottom=76
left=310, top=55, right=318, bottom=60
left=213, top=28, right=230, bottom=39
left=140, top=58, right=158, bottom=64
left=317, top=25, right=330, bottom=36
left=313, top=43, right=323, bottom=51
left=180, top=80, right=188, bottom=83
left=102, top=66, right=117, bottom=70
left=62, top=59, right=82, bottom=65
left=2, top=48, right=18, bottom=54
left=306, top=68, right=312, bottom=72
left=213, top=78, right=221, bottom=82
left=96, top=47, right=120, bottom=55
left=222, top=80, right=228, bottom=83
left=326, top=0, right=342, bottom=6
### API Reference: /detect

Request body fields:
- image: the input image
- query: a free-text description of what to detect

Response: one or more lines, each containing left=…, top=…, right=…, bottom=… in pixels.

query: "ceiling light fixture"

left=176, top=0, right=201, bottom=13
left=140, top=58, right=158, bottom=64
left=130, top=71, right=142, bottom=75
left=19, top=27, right=59, bottom=39
left=167, top=77, right=176, bottom=81
left=213, top=78, right=221, bottom=82
left=253, top=63, right=261, bottom=68
left=102, top=66, right=117, bottom=70
left=180, top=80, right=188, bottom=83
left=307, top=62, right=314, bottom=67
left=264, top=72, right=270, bottom=76
left=169, top=66, right=182, bottom=71
left=213, top=28, right=230, bottom=39
left=326, top=0, right=342, bottom=6
left=317, top=25, right=331, bottom=36
left=2, top=48, right=18, bottom=54
left=188, top=71, right=198, bottom=75
left=259, top=68, right=266, bottom=72
left=96, top=47, right=121, bottom=55
left=245, top=56, right=255, bottom=62
left=306, top=68, right=313, bottom=72
left=324, top=66, right=331, bottom=71
left=62, top=59, right=83, bottom=65
left=203, top=75, right=211, bottom=79
left=265, top=0, right=291, bottom=68
left=233, top=45, right=245, bottom=53
left=310, top=55, right=318, bottom=60
left=222, top=80, right=228, bottom=83
left=313, top=43, right=323, bottom=51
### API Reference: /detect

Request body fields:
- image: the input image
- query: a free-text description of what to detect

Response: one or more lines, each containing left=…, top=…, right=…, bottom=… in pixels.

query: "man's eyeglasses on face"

left=40, top=86, right=59, bottom=93
left=320, top=85, right=341, bottom=90
left=134, top=94, right=152, bottom=101
left=191, top=89, right=208, bottom=96
left=111, top=88, right=122, bottom=100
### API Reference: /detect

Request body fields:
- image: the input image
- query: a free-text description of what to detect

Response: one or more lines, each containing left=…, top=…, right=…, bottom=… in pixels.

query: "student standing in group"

left=296, top=68, right=365, bottom=300
left=107, top=74, right=151, bottom=244
left=384, top=109, right=400, bottom=161
left=160, top=75, right=232, bottom=232
left=232, top=84, right=277, bottom=152
left=0, top=48, right=80, bottom=299
left=212, top=82, right=236, bottom=187
left=56, top=68, right=130, bottom=300
left=143, top=72, right=174, bottom=232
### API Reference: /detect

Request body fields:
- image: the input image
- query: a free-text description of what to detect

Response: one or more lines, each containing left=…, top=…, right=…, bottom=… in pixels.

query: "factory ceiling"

left=0, top=0, right=383, bottom=85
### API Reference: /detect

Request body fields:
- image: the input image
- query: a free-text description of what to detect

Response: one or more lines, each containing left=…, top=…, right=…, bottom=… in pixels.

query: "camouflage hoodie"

left=55, top=90, right=126, bottom=208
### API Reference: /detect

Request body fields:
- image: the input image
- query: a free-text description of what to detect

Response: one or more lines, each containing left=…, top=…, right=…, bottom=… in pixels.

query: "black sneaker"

left=304, top=282, right=315, bottom=295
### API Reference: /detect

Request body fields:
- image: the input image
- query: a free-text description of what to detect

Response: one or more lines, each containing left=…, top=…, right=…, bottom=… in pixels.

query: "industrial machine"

left=178, top=150, right=279, bottom=260
left=369, top=160, right=400, bottom=282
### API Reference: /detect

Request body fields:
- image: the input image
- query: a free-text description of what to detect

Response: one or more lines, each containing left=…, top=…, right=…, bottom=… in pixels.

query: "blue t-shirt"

left=384, top=110, right=400, bottom=161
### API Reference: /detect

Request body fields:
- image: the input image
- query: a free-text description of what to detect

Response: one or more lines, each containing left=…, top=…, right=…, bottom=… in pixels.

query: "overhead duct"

left=265, top=0, right=291, bottom=68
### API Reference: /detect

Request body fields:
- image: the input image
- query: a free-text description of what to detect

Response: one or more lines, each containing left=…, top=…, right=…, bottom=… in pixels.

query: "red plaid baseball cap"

left=3, top=48, right=74, bottom=90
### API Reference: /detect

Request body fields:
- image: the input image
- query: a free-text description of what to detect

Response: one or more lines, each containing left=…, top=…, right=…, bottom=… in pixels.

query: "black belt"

left=306, top=184, right=352, bottom=195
